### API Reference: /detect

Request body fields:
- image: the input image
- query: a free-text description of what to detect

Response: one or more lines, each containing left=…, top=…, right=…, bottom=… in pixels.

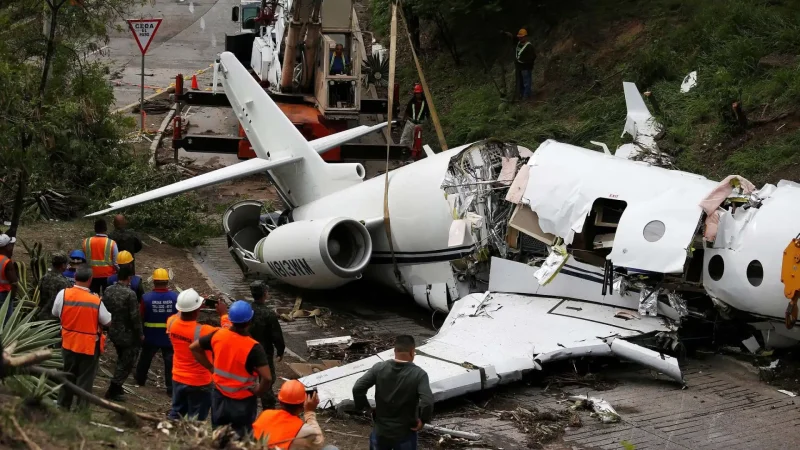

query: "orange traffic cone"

left=191, top=74, right=199, bottom=90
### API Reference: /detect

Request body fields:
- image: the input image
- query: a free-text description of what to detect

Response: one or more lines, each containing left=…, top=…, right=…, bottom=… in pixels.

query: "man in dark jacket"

left=353, top=335, right=434, bottom=450
left=247, top=280, right=285, bottom=410
left=102, top=266, right=143, bottom=401
left=108, top=215, right=142, bottom=274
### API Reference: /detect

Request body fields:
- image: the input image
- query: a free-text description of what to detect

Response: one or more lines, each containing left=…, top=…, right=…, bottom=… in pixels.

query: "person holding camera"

left=190, top=300, right=273, bottom=438
left=253, top=380, right=339, bottom=450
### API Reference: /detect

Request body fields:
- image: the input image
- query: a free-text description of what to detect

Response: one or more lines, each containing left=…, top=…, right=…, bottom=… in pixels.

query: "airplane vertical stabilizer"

left=218, top=51, right=366, bottom=207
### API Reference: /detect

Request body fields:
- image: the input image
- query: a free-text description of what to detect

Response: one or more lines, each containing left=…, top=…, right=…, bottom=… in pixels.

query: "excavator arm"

left=783, top=233, right=800, bottom=328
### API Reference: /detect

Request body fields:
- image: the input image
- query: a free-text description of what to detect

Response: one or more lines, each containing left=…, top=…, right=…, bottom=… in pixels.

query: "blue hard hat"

left=228, top=300, right=254, bottom=324
left=69, top=250, right=86, bottom=261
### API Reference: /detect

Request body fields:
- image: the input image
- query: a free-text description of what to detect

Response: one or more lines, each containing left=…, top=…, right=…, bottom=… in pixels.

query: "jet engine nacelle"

left=255, top=217, right=372, bottom=289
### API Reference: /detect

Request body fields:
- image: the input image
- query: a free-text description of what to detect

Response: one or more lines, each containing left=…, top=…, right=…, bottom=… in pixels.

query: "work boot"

left=104, top=383, right=125, bottom=402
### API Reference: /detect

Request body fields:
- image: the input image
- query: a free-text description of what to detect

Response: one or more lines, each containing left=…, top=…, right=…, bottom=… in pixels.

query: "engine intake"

left=255, top=217, right=372, bottom=289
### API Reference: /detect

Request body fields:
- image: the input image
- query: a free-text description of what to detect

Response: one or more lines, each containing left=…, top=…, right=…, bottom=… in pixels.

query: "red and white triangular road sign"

left=127, top=18, right=163, bottom=55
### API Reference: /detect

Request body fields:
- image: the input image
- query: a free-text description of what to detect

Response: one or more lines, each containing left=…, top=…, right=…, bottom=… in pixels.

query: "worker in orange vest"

left=0, top=233, right=19, bottom=324
left=166, top=288, right=219, bottom=420
left=51, top=265, right=111, bottom=410
left=253, top=380, right=338, bottom=450
left=190, top=300, right=273, bottom=438
left=82, top=219, right=119, bottom=294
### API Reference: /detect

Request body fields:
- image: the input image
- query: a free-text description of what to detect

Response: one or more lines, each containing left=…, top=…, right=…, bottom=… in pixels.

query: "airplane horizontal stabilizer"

left=87, top=156, right=301, bottom=217
left=310, top=122, right=392, bottom=155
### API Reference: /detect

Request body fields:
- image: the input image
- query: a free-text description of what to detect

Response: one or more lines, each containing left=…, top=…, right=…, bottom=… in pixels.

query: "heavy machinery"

left=171, top=0, right=413, bottom=162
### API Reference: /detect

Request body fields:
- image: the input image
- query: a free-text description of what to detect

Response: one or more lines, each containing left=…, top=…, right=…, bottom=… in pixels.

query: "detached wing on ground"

left=301, top=259, right=683, bottom=409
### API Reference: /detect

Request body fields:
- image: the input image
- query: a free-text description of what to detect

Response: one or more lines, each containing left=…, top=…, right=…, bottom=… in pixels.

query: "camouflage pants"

left=111, top=343, right=140, bottom=386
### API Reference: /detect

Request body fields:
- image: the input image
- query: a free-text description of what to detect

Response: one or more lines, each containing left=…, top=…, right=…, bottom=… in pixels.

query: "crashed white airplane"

left=91, top=52, right=800, bottom=406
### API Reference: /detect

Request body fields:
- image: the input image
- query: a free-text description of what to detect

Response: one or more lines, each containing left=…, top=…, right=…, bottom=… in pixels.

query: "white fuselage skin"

left=266, top=141, right=800, bottom=338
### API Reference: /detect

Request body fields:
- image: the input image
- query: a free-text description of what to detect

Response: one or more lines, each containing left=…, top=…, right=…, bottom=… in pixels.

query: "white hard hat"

left=176, top=288, right=204, bottom=312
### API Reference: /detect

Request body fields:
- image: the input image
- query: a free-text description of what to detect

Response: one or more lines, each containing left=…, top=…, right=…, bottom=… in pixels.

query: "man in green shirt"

left=353, top=335, right=434, bottom=450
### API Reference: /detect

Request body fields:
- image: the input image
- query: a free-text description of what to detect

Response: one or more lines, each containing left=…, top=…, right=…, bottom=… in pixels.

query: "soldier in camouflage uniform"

left=247, top=280, right=285, bottom=410
left=102, top=266, right=143, bottom=401
left=38, top=253, right=73, bottom=322
left=108, top=215, right=142, bottom=274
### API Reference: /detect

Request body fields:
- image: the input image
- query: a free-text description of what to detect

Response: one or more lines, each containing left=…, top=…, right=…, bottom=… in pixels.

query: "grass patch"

left=391, top=0, right=800, bottom=184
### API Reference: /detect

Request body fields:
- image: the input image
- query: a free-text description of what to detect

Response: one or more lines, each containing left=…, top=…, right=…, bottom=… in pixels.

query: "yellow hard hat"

left=117, top=251, right=134, bottom=265
left=517, top=28, right=528, bottom=38
left=153, top=268, right=169, bottom=281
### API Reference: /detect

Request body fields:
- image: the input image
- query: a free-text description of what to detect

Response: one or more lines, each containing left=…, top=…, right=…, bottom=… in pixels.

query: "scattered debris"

left=307, top=329, right=395, bottom=364
left=499, top=406, right=578, bottom=448
left=90, top=422, right=125, bottom=433
left=279, top=297, right=326, bottom=326
left=156, top=420, right=173, bottom=435
left=742, top=336, right=762, bottom=354
left=681, top=71, right=698, bottom=93
left=288, top=360, right=341, bottom=378
left=307, top=336, right=353, bottom=349
left=534, top=243, right=569, bottom=285
left=569, top=395, right=621, bottom=423
left=777, top=389, right=797, bottom=397
left=422, top=424, right=481, bottom=441
left=543, top=372, right=619, bottom=391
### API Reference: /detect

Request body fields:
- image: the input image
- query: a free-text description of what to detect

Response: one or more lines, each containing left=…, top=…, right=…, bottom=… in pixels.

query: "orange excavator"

left=170, top=0, right=419, bottom=162
left=783, top=233, right=800, bottom=328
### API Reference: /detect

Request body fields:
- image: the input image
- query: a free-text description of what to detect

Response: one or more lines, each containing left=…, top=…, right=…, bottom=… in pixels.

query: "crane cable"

left=382, top=1, right=407, bottom=292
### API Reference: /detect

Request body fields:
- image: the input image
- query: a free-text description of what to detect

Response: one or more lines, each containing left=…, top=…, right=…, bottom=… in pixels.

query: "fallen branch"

left=423, top=424, right=481, bottom=440
left=3, top=349, right=53, bottom=369
left=23, top=365, right=161, bottom=424
left=10, top=414, right=42, bottom=450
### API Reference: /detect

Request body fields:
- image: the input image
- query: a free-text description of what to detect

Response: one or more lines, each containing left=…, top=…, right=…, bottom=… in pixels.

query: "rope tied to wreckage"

left=381, top=1, right=406, bottom=292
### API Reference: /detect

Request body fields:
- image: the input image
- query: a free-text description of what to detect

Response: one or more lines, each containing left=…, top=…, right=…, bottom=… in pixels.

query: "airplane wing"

left=310, top=122, right=391, bottom=154
left=87, top=156, right=300, bottom=217
left=300, top=259, right=683, bottom=409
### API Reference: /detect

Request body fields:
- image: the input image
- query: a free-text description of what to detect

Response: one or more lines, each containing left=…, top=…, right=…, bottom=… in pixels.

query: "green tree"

left=0, top=0, right=145, bottom=237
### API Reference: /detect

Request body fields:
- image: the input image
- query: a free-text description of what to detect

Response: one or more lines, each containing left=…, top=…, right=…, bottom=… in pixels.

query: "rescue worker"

left=220, top=313, right=232, bottom=329
left=108, top=214, right=142, bottom=274
left=52, top=265, right=111, bottom=410
left=329, top=43, right=349, bottom=75
left=82, top=219, right=119, bottom=294
left=135, top=268, right=178, bottom=396
left=166, top=288, right=219, bottom=421
left=247, top=281, right=285, bottom=410
left=0, top=234, right=18, bottom=323
left=189, top=300, right=273, bottom=438
left=507, top=28, right=535, bottom=100
left=253, top=380, right=338, bottom=450
left=106, top=251, right=144, bottom=303
left=102, top=266, right=143, bottom=401
left=399, top=84, right=429, bottom=148
left=64, top=250, right=86, bottom=280
left=38, top=252, right=72, bottom=322
left=353, top=335, right=434, bottom=450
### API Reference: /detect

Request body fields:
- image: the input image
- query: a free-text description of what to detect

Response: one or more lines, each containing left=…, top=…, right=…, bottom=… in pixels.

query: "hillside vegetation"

left=374, top=0, right=800, bottom=186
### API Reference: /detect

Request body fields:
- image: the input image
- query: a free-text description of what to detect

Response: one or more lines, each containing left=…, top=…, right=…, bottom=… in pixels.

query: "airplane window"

left=747, top=260, right=763, bottom=286
left=643, top=220, right=666, bottom=242
left=708, top=254, right=724, bottom=281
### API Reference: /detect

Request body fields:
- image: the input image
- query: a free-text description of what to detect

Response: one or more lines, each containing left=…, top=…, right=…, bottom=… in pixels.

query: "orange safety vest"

left=166, top=315, right=217, bottom=386
left=253, top=409, right=304, bottom=448
left=210, top=328, right=259, bottom=399
left=61, top=287, right=106, bottom=355
left=220, top=314, right=232, bottom=329
left=83, top=236, right=115, bottom=278
left=0, top=255, right=12, bottom=293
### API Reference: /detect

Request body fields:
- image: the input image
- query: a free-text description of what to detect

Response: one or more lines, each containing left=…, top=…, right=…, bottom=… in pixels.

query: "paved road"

left=101, top=0, right=238, bottom=109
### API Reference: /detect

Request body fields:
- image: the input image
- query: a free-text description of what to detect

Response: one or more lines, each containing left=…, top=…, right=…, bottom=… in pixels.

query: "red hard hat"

left=413, top=84, right=423, bottom=93
left=278, top=380, right=307, bottom=405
